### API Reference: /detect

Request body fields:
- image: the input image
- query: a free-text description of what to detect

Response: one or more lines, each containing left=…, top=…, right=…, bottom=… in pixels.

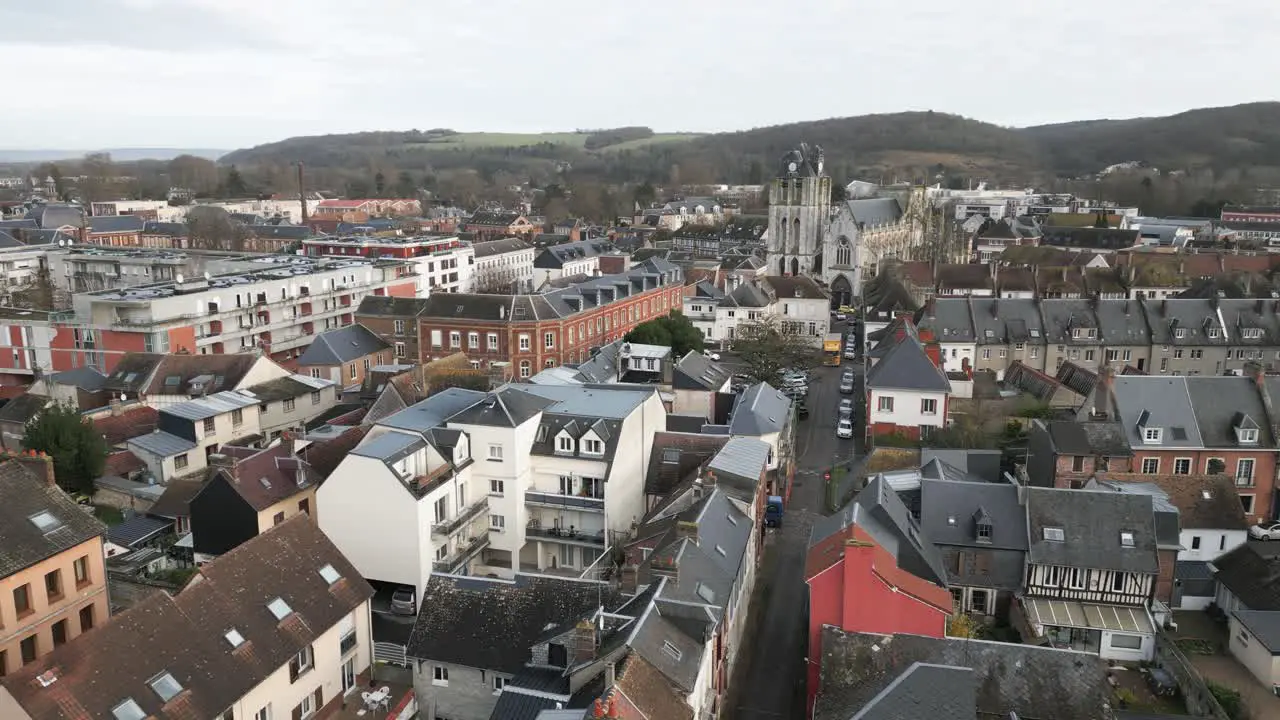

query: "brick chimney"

left=619, top=564, right=638, bottom=594
left=279, top=430, right=295, bottom=456
left=1091, top=365, right=1115, bottom=420
left=14, top=451, right=56, bottom=487
left=572, top=619, right=597, bottom=665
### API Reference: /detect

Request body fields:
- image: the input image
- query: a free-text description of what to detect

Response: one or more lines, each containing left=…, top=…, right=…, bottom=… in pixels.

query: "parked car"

left=390, top=586, right=417, bottom=615
left=839, top=399, right=854, bottom=417
left=833, top=311, right=847, bottom=321
left=1249, top=521, right=1280, bottom=540
left=839, top=376, right=855, bottom=394
left=836, top=418, right=854, bottom=439
left=844, top=346, right=857, bottom=359
left=703, top=349, right=721, bottom=361
left=784, top=385, right=808, bottom=399
left=796, top=402, right=809, bottom=419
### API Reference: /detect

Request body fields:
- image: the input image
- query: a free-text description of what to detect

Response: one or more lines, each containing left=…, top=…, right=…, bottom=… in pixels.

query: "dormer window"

left=1208, top=328, right=1221, bottom=339
left=976, top=522, right=992, bottom=543
left=1143, top=427, right=1163, bottom=443
left=1243, top=328, right=1263, bottom=340
left=556, top=435, right=574, bottom=453
left=582, top=438, right=603, bottom=455
left=1238, top=428, right=1259, bottom=444
left=1175, top=328, right=1187, bottom=338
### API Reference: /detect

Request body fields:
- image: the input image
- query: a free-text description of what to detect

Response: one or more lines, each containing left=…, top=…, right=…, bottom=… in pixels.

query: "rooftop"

left=0, top=460, right=107, bottom=578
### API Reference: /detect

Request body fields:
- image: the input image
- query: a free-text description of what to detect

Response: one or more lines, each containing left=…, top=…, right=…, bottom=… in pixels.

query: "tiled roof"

left=296, top=323, right=390, bottom=366
left=93, top=406, right=159, bottom=445
left=1212, top=543, right=1280, bottom=610
left=355, top=295, right=430, bottom=317
left=205, top=445, right=320, bottom=512
left=298, top=425, right=368, bottom=479
left=147, top=477, right=207, bottom=519
left=0, top=516, right=373, bottom=720
left=143, top=353, right=261, bottom=396
left=1025, top=487, right=1159, bottom=574
left=0, top=460, right=106, bottom=577
left=1098, top=473, right=1247, bottom=531
left=644, top=432, right=728, bottom=496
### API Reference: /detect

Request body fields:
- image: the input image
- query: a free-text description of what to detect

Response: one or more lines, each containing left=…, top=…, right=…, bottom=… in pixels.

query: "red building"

left=804, top=475, right=952, bottom=717
left=1221, top=205, right=1280, bottom=224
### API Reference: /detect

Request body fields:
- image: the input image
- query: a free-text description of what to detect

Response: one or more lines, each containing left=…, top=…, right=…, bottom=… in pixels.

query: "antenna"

left=176, top=273, right=185, bottom=284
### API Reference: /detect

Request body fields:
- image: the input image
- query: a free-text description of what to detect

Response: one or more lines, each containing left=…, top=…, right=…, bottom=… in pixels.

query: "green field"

left=406, top=131, right=703, bottom=152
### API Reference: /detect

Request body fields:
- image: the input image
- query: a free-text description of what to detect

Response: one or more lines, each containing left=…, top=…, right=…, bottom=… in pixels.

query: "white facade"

left=939, top=343, right=978, bottom=374
left=867, top=388, right=949, bottom=432
left=1178, top=529, right=1248, bottom=563
left=472, top=244, right=535, bottom=293
left=1228, top=614, right=1280, bottom=690
left=412, top=245, right=475, bottom=295
left=705, top=301, right=829, bottom=346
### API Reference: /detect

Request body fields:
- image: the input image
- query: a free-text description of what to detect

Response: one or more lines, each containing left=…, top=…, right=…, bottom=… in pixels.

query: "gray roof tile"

left=296, top=323, right=390, bottom=366
left=727, top=382, right=791, bottom=435
left=0, top=461, right=106, bottom=577
left=1026, top=487, right=1159, bottom=574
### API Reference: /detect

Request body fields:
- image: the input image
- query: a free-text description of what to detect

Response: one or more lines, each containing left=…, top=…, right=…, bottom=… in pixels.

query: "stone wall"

left=1153, top=627, right=1230, bottom=720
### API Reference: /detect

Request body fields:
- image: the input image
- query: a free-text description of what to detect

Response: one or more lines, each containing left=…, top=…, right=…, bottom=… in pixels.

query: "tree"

left=394, top=170, right=418, bottom=199
left=79, top=152, right=116, bottom=203
left=624, top=311, right=705, bottom=357
left=634, top=181, right=657, bottom=208
left=187, top=205, right=249, bottom=251
left=167, top=154, right=219, bottom=194
left=830, top=181, right=848, bottom=204
left=732, top=316, right=819, bottom=387
left=947, top=613, right=978, bottom=639
left=23, top=402, right=109, bottom=494
left=222, top=165, right=249, bottom=197
left=374, top=171, right=386, bottom=197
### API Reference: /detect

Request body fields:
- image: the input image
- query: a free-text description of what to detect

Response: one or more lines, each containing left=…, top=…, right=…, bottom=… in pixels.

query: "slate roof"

left=87, top=214, right=145, bottom=234
left=0, top=460, right=106, bottom=577
left=846, top=663, right=977, bottom=720
left=147, top=477, right=207, bottom=519
left=469, top=210, right=525, bottom=226
left=671, top=350, right=730, bottom=392
left=298, top=425, right=368, bottom=479
left=1212, top=543, right=1280, bottom=610
left=918, top=479, right=1027, bottom=550
left=1107, top=376, right=1204, bottom=448
left=447, top=387, right=555, bottom=428
left=635, top=487, right=752, bottom=616
left=296, top=323, right=390, bottom=366
left=93, top=406, right=160, bottom=445
left=1233, top=611, right=1280, bottom=651
left=376, top=387, right=488, bottom=434
left=0, top=393, right=48, bottom=424
left=844, top=198, right=903, bottom=228
left=1025, top=487, right=1159, bottom=574
left=143, top=353, right=260, bottom=396
left=865, top=330, right=950, bottom=393
left=760, top=274, right=829, bottom=300
left=355, top=294, right=430, bottom=317
left=1043, top=420, right=1132, bottom=457
left=471, top=236, right=533, bottom=258
left=644, top=432, right=729, bottom=497
left=46, top=365, right=107, bottom=391
left=917, top=297, right=975, bottom=344
left=204, top=444, right=320, bottom=511
left=968, top=297, right=1045, bottom=345
left=101, top=352, right=165, bottom=395
left=0, top=516, right=373, bottom=720
left=407, top=574, right=620, bottom=673
left=813, top=628, right=1112, bottom=720
left=1185, top=376, right=1276, bottom=447
left=534, top=238, right=614, bottom=269
left=1040, top=226, right=1140, bottom=251
left=1140, top=297, right=1227, bottom=347
left=1039, top=299, right=1100, bottom=344
left=727, top=382, right=791, bottom=435
left=1176, top=560, right=1215, bottom=598
left=107, top=514, right=172, bottom=548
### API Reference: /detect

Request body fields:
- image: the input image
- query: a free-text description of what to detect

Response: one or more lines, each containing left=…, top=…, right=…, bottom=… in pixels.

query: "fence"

left=374, top=641, right=409, bottom=668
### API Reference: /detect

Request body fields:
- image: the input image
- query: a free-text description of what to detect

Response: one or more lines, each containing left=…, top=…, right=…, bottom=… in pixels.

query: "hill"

left=218, top=103, right=1280, bottom=186
left=0, top=148, right=227, bottom=163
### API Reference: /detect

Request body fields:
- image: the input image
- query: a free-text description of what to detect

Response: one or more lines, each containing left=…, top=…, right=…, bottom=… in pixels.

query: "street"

left=726, top=327, right=864, bottom=720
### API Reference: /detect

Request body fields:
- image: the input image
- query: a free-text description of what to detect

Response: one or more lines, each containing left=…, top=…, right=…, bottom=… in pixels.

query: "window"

left=468, top=332, right=479, bottom=348
left=1071, top=455, right=1085, bottom=472
left=231, top=408, right=243, bottom=427
left=488, top=444, right=503, bottom=461
left=1238, top=428, right=1259, bottom=444
left=13, top=584, right=30, bottom=616
left=1141, top=458, right=1159, bottom=474
left=349, top=363, right=358, bottom=380
left=1120, top=531, right=1135, bottom=547
left=202, top=417, right=216, bottom=436
left=433, top=497, right=448, bottom=524
left=490, top=515, right=506, bottom=530
left=395, top=342, right=406, bottom=357
left=51, top=619, right=67, bottom=647
left=1112, top=572, right=1126, bottom=591
left=267, top=597, right=293, bottom=620
left=449, top=331, right=461, bottom=348
left=394, top=319, right=405, bottom=335
left=74, top=555, right=89, bottom=586
left=224, top=628, right=245, bottom=649
left=487, top=332, right=498, bottom=350
left=1143, top=427, right=1162, bottom=443
left=582, top=438, right=603, bottom=455
left=661, top=641, right=682, bottom=661
left=1043, top=527, right=1065, bottom=542
left=877, top=396, right=894, bottom=412
left=1207, top=458, right=1226, bottom=474
left=289, top=645, right=313, bottom=681
left=175, top=454, right=189, bottom=471
left=1191, top=536, right=1202, bottom=550
left=544, top=332, right=555, bottom=349
left=273, top=511, right=285, bottom=525
left=430, top=329, right=442, bottom=348
left=970, top=588, right=989, bottom=614
left=79, top=604, right=94, bottom=632
left=149, top=671, right=184, bottom=702
left=982, top=348, right=991, bottom=360
left=295, top=692, right=316, bottom=719
left=492, top=676, right=507, bottom=694
left=44, top=569, right=62, bottom=601
left=1029, top=346, right=1039, bottom=359
left=920, top=398, right=937, bottom=415
left=557, top=435, right=574, bottom=453
left=518, top=334, right=530, bottom=351
left=489, top=479, right=505, bottom=496
left=318, top=563, right=340, bottom=584
left=1237, top=458, right=1256, bottom=486
left=432, top=666, right=449, bottom=686
left=1109, top=634, right=1144, bottom=650
left=977, top=523, right=992, bottom=543
left=1241, top=494, right=1256, bottom=514
left=1173, top=458, right=1191, bottom=475
left=112, top=699, right=146, bottom=720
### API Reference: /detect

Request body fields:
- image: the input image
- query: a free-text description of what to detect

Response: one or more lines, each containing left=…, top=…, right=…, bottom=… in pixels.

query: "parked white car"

left=703, top=350, right=721, bottom=361
left=836, top=418, right=854, bottom=439
left=1249, top=521, right=1280, bottom=541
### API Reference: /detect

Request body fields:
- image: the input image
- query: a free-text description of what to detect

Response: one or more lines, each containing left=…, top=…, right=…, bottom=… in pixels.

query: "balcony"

left=525, top=524, right=606, bottom=548
left=432, top=533, right=491, bottom=574
left=525, top=490, right=604, bottom=512
left=432, top=496, right=489, bottom=537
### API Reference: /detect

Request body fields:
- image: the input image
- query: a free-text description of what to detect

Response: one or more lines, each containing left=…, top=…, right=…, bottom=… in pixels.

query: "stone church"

left=765, top=144, right=831, bottom=280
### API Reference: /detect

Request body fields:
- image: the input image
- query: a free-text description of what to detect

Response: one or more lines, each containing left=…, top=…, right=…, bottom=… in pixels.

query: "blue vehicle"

left=765, top=496, right=785, bottom=527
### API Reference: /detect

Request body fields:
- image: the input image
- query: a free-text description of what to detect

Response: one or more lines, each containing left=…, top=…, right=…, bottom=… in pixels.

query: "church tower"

left=766, top=144, right=830, bottom=278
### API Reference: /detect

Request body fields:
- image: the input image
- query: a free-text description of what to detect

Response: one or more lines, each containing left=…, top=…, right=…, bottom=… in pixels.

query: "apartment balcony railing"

left=432, top=533, right=491, bottom=574
left=432, top=496, right=489, bottom=537
left=525, top=524, right=606, bottom=548
left=525, top=490, right=604, bottom=512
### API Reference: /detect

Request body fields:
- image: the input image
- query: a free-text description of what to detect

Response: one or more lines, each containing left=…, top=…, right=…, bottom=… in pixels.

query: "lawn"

left=598, top=133, right=704, bottom=152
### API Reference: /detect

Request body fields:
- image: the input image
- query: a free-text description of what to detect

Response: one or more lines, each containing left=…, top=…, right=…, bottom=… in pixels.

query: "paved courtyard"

left=1172, top=611, right=1280, bottom=719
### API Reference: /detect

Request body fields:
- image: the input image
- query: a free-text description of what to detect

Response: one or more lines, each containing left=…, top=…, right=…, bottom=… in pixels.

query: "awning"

left=1023, top=597, right=1154, bottom=635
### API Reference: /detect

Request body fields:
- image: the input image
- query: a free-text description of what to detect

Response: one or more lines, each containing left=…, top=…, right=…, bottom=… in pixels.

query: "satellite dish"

left=204, top=271, right=211, bottom=281
left=176, top=273, right=184, bottom=284
left=119, top=393, right=127, bottom=402
left=57, top=239, right=65, bottom=247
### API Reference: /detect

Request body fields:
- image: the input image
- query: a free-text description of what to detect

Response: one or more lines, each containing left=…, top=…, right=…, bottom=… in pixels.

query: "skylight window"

left=662, top=449, right=680, bottom=464
left=267, top=597, right=293, bottom=620
left=715, top=545, right=726, bottom=557
left=1120, top=532, right=1135, bottom=548
left=29, top=510, right=62, bottom=533
left=726, top=514, right=738, bottom=526
left=148, top=672, right=183, bottom=702
left=224, top=628, right=245, bottom=649
left=662, top=640, right=683, bottom=660
left=112, top=698, right=147, bottom=720
left=696, top=583, right=716, bottom=603
left=318, top=563, right=341, bottom=585
left=1043, top=527, right=1065, bottom=542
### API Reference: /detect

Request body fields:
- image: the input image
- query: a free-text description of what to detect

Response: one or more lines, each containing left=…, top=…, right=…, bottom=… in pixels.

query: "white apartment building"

left=532, top=238, right=614, bottom=287
left=65, top=254, right=417, bottom=367
left=471, top=237, right=535, bottom=293
left=302, top=234, right=474, bottom=294
left=701, top=276, right=830, bottom=346
left=319, top=382, right=666, bottom=601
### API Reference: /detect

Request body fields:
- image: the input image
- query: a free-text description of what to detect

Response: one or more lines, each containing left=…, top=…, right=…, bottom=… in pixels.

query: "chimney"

left=297, top=162, right=308, bottom=226
left=1160, top=298, right=1167, bottom=315
left=676, top=520, right=699, bottom=543
left=620, top=564, right=638, bottom=593
left=14, top=451, right=56, bottom=487
left=572, top=619, right=597, bottom=665
left=1091, top=365, right=1115, bottom=420
left=1247, top=361, right=1265, bottom=388
left=209, top=453, right=238, bottom=479
left=279, top=430, right=295, bottom=456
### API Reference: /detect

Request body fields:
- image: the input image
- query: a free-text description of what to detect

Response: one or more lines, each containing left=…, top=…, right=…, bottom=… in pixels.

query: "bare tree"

left=733, top=315, right=820, bottom=387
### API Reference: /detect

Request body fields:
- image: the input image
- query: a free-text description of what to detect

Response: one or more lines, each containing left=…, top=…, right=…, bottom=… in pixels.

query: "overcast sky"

left=4, top=0, right=1278, bottom=151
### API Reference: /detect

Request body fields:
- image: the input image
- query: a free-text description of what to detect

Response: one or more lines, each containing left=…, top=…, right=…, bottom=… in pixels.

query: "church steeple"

left=766, top=144, right=830, bottom=277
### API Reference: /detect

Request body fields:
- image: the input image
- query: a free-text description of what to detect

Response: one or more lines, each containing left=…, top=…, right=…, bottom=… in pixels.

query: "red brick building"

left=412, top=258, right=686, bottom=378
left=465, top=211, right=537, bottom=242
